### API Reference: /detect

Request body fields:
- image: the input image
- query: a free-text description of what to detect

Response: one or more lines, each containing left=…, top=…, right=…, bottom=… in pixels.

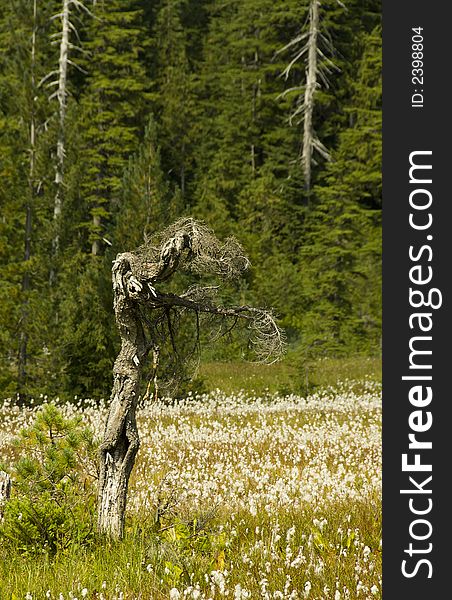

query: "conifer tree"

left=50, top=1, right=152, bottom=397
left=193, top=0, right=303, bottom=228
left=299, top=25, right=382, bottom=353
left=114, top=116, right=183, bottom=252
left=0, top=0, right=383, bottom=399
left=78, top=0, right=150, bottom=256
left=0, top=0, right=57, bottom=399
left=153, top=0, right=195, bottom=198
left=48, top=0, right=90, bottom=272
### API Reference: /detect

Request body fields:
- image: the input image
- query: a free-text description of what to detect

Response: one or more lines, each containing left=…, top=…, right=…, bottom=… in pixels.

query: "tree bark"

left=302, top=0, right=319, bottom=193
left=97, top=234, right=193, bottom=538
left=97, top=254, right=146, bottom=538
left=0, top=471, right=11, bottom=520
left=52, top=0, right=70, bottom=262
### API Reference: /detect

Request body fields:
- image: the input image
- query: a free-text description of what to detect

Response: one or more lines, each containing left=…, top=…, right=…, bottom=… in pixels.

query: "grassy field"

left=0, top=362, right=381, bottom=599
left=198, top=356, right=381, bottom=395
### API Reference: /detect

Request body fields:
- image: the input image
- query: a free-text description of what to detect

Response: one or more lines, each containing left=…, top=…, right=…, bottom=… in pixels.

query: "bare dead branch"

left=277, top=0, right=342, bottom=190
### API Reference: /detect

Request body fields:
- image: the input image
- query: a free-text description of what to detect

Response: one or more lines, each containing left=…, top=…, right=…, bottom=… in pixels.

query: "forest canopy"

left=0, top=0, right=381, bottom=400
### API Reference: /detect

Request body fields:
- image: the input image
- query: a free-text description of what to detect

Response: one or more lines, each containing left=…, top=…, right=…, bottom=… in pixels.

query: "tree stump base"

left=0, top=471, right=11, bottom=520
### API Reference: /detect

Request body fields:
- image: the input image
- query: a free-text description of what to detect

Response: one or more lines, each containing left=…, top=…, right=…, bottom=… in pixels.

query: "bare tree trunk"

left=52, top=0, right=70, bottom=264
left=97, top=235, right=199, bottom=538
left=278, top=0, right=339, bottom=195
left=48, top=0, right=89, bottom=263
left=97, top=254, right=146, bottom=538
left=302, top=0, right=319, bottom=193
left=0, top=471, right=11, bottom=520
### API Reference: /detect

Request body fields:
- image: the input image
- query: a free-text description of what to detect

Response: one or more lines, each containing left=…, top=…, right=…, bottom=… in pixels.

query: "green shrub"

left=0, top=404, right=98, bottom=555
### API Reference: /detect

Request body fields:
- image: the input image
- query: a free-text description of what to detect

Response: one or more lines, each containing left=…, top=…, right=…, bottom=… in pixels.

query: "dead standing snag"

left=97, top=218, right=285, bottom=538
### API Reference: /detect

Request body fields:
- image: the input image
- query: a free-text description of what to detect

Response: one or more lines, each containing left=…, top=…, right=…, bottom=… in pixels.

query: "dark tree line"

left=0, top=0, right=381, bottom=401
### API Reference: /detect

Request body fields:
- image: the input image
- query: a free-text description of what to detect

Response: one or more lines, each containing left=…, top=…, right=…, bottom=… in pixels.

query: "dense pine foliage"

left=0, top=0, right=381, bottom=400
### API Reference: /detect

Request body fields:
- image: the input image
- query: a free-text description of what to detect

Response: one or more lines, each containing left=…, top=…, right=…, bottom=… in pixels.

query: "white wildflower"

left=234, top=585, right=250, bottom=600
left=210, top=570, right=226, bottom=595
left=356, top=581, right=365, bottom=595
left=286, top=525, right=296, bottom=542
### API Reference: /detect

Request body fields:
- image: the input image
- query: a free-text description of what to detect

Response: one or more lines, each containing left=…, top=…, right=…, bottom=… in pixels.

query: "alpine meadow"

left=0, top=0, right=382, bottom=599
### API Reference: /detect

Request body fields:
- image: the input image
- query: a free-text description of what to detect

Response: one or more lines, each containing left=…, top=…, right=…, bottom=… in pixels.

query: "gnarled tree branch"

left=97, top=218, right=285, bottom=538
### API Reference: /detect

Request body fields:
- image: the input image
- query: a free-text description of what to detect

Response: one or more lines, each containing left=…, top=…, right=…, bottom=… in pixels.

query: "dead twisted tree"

left=97, top=218, right=285, bottom=538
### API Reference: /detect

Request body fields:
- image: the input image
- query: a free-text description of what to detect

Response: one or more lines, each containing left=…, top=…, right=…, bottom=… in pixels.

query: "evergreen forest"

left=0, top=0, right=382, bottom=401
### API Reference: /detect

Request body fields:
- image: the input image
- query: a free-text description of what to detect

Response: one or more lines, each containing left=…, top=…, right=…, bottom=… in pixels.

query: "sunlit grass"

left=198, top=356, right=381, bottom=395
